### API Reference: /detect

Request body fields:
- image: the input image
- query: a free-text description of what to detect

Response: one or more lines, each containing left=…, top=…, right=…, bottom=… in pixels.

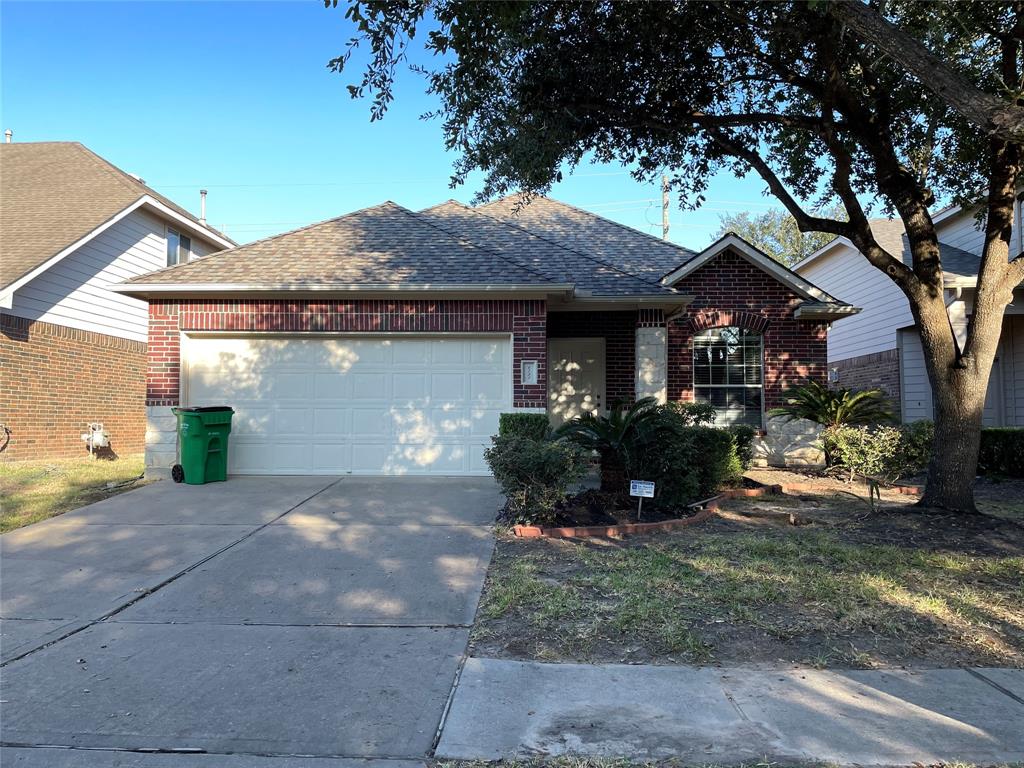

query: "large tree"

left=329, top=0, right=1024, bottom=513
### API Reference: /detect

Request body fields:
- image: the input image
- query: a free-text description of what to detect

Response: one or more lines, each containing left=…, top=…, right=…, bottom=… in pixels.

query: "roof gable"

left=663, top=233, right=842, bottom=304
left=0, top=142, right=233, bottom=292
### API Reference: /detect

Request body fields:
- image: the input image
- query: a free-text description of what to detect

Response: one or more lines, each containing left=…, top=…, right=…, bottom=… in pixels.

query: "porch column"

left=635, top=309, right=667, bottom=403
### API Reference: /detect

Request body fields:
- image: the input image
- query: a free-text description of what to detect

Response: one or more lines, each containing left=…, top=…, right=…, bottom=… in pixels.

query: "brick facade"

left=667, top=249, right=829, bottom=410
left=548, top=311, right=636, bottom=407
left=831, top=349, right=901, bottom=419
left=145, top=298, right=548, bottom=408
left=0, top=315, right=146, bottom=460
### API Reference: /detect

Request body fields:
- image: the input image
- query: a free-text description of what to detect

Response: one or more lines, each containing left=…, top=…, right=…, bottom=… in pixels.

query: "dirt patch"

left=473, top=473, right=1024, bottom=669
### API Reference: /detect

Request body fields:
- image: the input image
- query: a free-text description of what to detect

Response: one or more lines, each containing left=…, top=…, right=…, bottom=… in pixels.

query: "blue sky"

left=1, top=0, right=778, bottom=247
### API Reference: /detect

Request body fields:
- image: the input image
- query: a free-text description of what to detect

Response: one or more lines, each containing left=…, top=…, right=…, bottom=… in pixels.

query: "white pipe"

left=199, top=189, right=208, bottom=226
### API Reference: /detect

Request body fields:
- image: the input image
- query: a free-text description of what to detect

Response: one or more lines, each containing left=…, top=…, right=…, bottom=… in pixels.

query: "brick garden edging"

left=510, top=480, right=924, bottom=539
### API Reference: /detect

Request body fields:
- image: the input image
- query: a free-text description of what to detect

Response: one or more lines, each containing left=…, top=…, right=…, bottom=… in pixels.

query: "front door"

left=547, top=338, right=606, bottom=427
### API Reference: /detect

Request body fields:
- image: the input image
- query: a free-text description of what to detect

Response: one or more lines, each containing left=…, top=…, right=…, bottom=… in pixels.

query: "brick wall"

left=548, top=311, right=636, bottom=406
left=667, top=249, right=828, bottom=410
left=0, top=314, right=146, bottom=460
left=832, top=349, right=901, bottom=418
left=145, top=298, right=548, bottom=408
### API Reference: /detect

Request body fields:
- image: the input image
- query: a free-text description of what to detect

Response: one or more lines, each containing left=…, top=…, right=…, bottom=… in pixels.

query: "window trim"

left=166, top=226, right=192, bottom=267
left=692, top=325, right=765, bottom=428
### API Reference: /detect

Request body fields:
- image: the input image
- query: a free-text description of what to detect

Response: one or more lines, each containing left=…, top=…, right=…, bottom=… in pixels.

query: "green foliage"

left=902, top=420, right=935, bottom=474
left=727, top=424, right=758, bottom=469
left=484, top=435, right=588, bottom=525
left=553, top=397, right=678, bottom=490
left=663, top=400, right=717, bottom=426
left=498, top=412, right=550, bottom=440
left=824, top=424, right=931, bottom=482
left=772, top=380, right=894, bottom=428
left=556, top=399, right=741, bottom=509
left=716, top=206, right=845, bottom=266
left=978, top=428, right=1024, bottom=477
left=636, top=425, right=742, bottom=511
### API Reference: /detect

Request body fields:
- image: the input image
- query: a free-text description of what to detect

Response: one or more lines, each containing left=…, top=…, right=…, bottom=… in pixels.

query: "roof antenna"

left=199, top=189, right=208, bottom=226
left=4, top=130, right=11, bottom=144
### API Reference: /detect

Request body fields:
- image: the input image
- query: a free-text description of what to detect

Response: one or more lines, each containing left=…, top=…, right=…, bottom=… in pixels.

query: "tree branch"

left=829, top=0, right=1024, bottom=143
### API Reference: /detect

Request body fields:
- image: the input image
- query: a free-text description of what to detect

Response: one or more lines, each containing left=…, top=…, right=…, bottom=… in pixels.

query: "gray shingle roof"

left=123, top=202, right=558, bottom=287
left=479, top=194, right=697, bottom=281
left=0, top=142, right=231, bottom=290
left=419, top=201, right=679, bottom=297
left=869, top=219, right=980, bottom=282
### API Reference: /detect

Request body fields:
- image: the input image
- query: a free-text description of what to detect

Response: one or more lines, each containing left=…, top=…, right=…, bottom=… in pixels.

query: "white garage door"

left=184, top=335, right=511, bottom=475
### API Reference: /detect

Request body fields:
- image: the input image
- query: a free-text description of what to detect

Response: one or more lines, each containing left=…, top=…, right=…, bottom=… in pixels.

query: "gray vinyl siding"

left=798, top=245, right=913, bottom=361
left=7, top=207, right=222, bottom=342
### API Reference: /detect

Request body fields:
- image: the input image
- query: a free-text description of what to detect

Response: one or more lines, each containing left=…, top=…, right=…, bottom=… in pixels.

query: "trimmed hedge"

left=484, top=435, right=588, bottom=524
left=498, top=412, right=550, bottom=441
left=978, top=428, right=1024, bottom=477
left=633, top=424, right=742, bottom=511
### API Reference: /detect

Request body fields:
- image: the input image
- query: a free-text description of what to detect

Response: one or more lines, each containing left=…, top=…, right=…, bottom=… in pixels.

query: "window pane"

left=179, top=234, right=192, bottom=264
left=166, top=230, right=180, bottom=266
left=691, top=325, right=764, bottom=428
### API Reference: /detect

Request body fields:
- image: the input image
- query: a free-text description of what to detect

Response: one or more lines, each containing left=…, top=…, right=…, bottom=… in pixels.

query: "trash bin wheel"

left=171, top=464, right=185, bottom=483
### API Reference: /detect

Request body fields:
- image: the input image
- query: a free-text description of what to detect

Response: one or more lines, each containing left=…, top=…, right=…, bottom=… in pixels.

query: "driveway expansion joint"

left=1, top=743, right=429, bottom=761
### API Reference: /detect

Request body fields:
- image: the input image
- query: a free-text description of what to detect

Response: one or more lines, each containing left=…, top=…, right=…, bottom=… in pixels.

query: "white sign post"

left=629, top=479, right=655, bottom=521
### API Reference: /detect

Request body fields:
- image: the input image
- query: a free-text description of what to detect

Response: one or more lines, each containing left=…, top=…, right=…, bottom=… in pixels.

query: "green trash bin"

left=171, top=406, right=234, bottom=485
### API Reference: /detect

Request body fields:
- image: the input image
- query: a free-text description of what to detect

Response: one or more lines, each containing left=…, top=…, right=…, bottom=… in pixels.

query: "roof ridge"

left=461, top=200, right=679, bottom=292
left=402, top=205, right=561, bottom=286
left=485, top=192, right=697, bottom=255
left=125, top=202, right=402, bottom=283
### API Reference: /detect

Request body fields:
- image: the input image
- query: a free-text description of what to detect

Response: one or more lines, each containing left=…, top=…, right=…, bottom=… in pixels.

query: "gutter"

left=109, top=282, right=576, bottom=300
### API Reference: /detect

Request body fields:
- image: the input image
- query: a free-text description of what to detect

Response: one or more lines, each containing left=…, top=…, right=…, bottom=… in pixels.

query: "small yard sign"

left=629, top=479, right=655, bottom=522
left=629, top=480, right=655, bottom=498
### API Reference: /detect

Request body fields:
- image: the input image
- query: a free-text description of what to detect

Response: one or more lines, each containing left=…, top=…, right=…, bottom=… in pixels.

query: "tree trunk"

left=919, top=369, right=985, bottom=513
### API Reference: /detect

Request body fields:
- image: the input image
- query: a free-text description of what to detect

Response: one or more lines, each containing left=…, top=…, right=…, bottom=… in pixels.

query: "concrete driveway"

left=0, top=476, right=499, bottom=767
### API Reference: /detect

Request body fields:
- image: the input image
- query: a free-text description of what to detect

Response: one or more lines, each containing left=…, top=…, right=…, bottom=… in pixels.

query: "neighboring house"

left=794, top=206, right=1024, bottom=425
left=113, top=195, right=857, bottom=478
left=0, top=141, right=234, bottom=460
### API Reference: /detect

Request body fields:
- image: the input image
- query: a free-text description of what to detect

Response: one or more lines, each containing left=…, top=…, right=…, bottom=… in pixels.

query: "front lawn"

left=471, top=474, right=1024, bottom=669
left=0, top=454, right=146, bottom=533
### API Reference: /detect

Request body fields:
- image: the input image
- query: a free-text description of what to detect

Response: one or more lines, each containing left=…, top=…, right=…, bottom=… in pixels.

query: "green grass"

left=0, top=454, right=145, bottom=533
left=475, top=526, right=1024, bottom=666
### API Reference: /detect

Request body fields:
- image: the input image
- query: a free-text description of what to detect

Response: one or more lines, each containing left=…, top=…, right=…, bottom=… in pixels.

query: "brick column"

left=512, top=299, right=547, bottom=409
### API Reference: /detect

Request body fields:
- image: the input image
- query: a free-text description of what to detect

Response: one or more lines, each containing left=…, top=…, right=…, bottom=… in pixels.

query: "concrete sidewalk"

left=437, top=658, right=1024, bottom=765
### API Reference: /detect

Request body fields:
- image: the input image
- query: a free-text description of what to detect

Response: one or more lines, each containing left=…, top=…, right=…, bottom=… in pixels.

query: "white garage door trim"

left=181, top=332, right=513, bottom=476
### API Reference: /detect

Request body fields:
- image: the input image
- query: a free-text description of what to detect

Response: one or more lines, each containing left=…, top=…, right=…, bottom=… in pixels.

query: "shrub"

left=902, top=419, right=934, bottom=473
left=824, top=423, right=931, bottom=482
left=771, top=380, right=894, bottom=428
left=978, top=428, right=1024, bottom=477
left=727, top=424, right=757, bottom=469
left=554, top=397, right=677, bottom=492
left=484, top=435, right=588, bottom=525
left=664, top=400, right=717, bottom=426
left=634, top=425, right=742, bottom=511
left=498, top=412, right=550, bottom=440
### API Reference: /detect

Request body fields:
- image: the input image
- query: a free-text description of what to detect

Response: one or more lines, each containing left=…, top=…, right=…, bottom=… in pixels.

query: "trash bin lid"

left=174, top=406, right=234, bottom=413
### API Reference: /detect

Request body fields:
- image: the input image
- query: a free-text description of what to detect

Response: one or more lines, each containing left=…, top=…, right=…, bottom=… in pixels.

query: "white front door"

left=547, top=338, right=606, bottom=427
left=183, top=335, right=511, bottom=475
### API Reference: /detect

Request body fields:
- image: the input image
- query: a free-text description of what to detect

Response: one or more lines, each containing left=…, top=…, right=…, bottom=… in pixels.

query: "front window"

left=693, top=326, right=763, bottom=427
left=166, top=228, right=191, bottom=266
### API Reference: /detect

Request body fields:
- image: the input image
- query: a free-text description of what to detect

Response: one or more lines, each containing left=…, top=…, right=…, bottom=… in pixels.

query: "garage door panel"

left=186, top=335, right=510, bottom=475
left=313, top=409, right=351, bottom=435
left=351, top=372, right=389, bottom=400
left=275, top=408, right=313, bottom=435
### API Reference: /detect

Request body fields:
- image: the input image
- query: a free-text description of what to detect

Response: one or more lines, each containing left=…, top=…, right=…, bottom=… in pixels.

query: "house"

left=0, top=141, right=234, bottom=460
left=793, top=205, right=1024, bottom=425
left=112, top=195, right=857, bottom=478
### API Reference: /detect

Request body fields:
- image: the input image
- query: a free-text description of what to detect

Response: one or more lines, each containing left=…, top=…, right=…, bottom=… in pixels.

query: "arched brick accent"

left=687, top=310, right=770, bottom=334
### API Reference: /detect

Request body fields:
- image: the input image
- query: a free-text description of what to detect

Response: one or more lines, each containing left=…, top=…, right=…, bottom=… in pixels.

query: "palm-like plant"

left=770, top=380, right=894, bottom=427
left=554, top=397, right=679, bottom=491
